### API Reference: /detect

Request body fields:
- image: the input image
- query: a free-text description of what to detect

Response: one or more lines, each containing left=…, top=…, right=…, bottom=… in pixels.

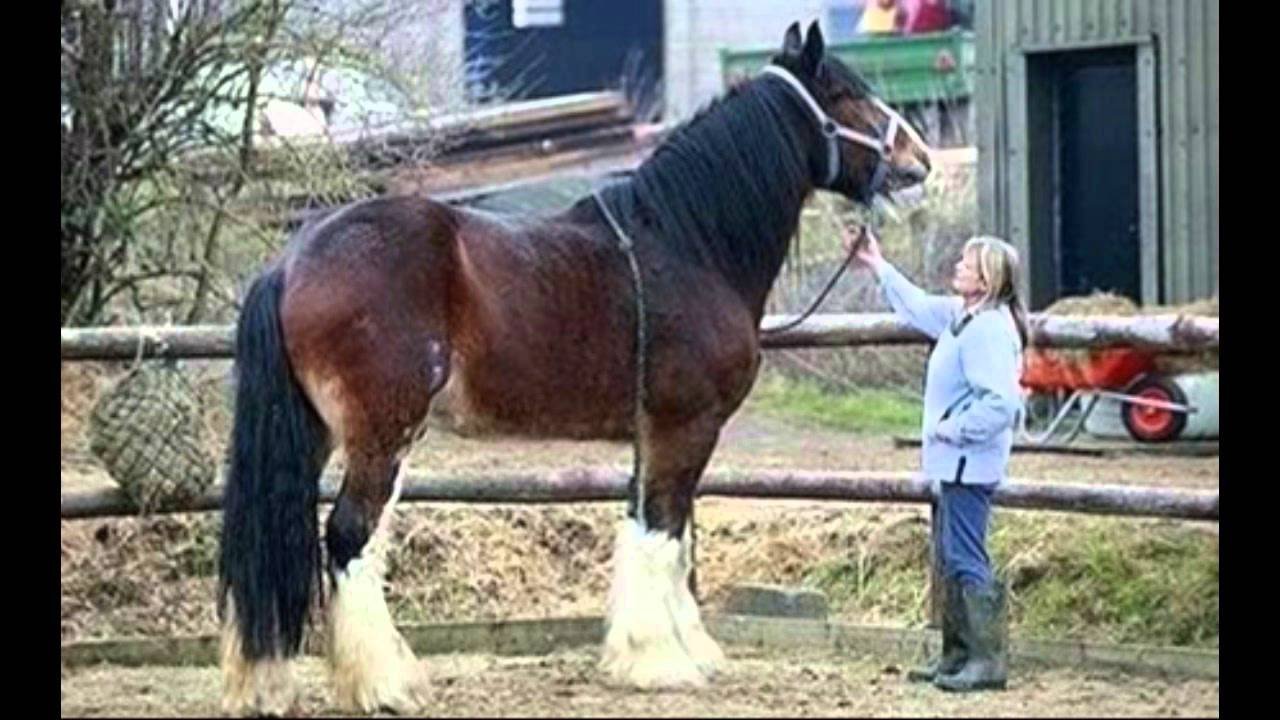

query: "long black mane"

left=599, top=70, right=820, bottom=302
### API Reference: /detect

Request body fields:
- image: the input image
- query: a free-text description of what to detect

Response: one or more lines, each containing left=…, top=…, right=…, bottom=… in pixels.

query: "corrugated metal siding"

left=975, top=0, right=1003, bottom=245
left=977, top=0, right=1218, bottom=304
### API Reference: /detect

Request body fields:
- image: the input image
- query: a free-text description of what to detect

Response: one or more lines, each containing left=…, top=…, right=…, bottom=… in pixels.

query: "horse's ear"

left=801, top=21, right=825, bottom=76
left=782, top=22, right=802, bottom=59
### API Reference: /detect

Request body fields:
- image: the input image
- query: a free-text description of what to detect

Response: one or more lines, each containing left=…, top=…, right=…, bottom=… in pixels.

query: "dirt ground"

left=60, top=647, right=1218, bottom=718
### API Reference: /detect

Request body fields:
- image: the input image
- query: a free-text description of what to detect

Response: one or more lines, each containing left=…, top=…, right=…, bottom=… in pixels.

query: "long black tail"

left=218, top=266, right=329, bottom=661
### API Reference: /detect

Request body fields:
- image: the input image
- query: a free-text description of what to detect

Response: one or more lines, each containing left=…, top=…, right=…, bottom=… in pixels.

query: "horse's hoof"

left=343, top=683, right=427, bottom=716
left=375, top=695, right=424, bottom=717
left=220, top=695, right=296, bottom=718
left=336, top=661, right=429, bottom=715
left=220, top=670, right=297, bottom=717
left=696, top=645, right=727, bottom=676
left=684, top=631, right=726, bottom=679
left=600, top=645, right=709, bottom=691
left=343, top=692, right=422, bottom=716
left=388, top=682, right=430, bottom=716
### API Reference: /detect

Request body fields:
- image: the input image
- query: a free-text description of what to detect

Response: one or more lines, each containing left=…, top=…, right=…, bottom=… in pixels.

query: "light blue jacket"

left=872, top=257, right=1024, bottom=485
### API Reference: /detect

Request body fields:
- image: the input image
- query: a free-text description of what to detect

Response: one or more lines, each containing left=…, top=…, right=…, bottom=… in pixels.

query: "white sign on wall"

left=513, top=0, right=564, bottom=28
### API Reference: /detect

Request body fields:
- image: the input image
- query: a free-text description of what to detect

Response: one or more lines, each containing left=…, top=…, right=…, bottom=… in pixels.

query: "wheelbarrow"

left=1018, top=347, right=1197, bottom=444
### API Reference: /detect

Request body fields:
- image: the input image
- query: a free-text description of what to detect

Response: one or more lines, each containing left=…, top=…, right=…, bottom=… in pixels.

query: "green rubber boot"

left=907, top=577, right=968, bottom=683
left=934, top=579, right=1008, bottom=692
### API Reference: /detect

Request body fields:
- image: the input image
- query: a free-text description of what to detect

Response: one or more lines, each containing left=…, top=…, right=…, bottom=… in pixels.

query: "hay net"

left=87, top=361, right=216, bottom=512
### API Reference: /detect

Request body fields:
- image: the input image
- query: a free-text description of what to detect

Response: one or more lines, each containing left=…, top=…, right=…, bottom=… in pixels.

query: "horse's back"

left=284, top=194, right=456, bottom=269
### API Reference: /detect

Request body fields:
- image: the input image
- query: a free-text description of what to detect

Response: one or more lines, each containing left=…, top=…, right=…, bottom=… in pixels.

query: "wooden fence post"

left=927, top=493, right=944, bottom=629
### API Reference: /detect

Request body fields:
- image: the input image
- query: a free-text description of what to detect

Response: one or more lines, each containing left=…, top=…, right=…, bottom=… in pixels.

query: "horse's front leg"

left=325, top=456, right=427, bottom=714
left=600, top=413, right=727, bottom=689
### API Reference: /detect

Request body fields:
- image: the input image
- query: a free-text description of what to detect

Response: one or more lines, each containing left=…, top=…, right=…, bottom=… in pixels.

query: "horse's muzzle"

left=895, top=160, right=930, bottom=186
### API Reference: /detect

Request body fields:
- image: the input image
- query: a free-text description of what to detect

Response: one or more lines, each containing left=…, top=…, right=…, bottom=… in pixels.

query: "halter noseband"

left=760, top=64, right=924, bottom=199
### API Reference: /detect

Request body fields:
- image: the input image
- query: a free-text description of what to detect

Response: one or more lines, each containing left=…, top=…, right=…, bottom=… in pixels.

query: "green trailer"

left=719, top=29, right=975, bottom=108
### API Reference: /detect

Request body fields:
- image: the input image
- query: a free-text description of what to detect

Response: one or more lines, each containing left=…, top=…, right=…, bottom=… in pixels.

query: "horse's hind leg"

left=325, top=455, right=424, bottom=714
left=600, top=413, right=726, bottom=689
left=311, top=339, right=449, bottom=713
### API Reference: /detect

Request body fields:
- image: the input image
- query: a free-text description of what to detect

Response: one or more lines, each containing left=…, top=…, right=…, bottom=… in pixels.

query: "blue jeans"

left=936, top=482, right=996, bottom=587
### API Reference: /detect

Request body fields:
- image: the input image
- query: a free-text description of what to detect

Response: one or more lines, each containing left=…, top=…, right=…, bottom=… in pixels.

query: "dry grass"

left=60, top=496, right=1218, bottom=652
left=61, top=364, right=109, bottom=465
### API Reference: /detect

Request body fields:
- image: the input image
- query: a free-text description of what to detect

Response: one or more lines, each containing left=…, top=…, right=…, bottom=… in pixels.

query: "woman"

left=844, top=225, right=1028, bottom=692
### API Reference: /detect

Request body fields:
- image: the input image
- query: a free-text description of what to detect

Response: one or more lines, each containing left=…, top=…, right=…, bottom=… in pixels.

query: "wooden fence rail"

left=60, top=468, right=1219, bottom=522
left=60, top=313, right=1219, bottom=361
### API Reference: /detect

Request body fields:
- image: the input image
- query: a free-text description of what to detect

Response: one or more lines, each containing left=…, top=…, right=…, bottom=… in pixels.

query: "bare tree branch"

left=62, top=0, right=484, bottom=327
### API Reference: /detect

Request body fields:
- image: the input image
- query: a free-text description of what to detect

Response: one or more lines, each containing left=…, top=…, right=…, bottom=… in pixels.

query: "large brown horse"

left=218, top=21, right=931, bottom=715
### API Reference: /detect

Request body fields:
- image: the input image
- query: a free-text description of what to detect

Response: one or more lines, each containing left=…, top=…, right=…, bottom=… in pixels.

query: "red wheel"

left=1121, top=376, right=1188, bottom=443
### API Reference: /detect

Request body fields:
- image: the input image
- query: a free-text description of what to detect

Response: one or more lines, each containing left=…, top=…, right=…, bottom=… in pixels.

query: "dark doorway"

left=1027, top=47, right=1144, bottom=308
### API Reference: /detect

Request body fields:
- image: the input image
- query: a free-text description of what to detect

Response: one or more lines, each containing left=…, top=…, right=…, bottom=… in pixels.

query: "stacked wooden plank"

left=339, top=91, right=638, bottom=170
left=251, top=91, right=669, bottom=230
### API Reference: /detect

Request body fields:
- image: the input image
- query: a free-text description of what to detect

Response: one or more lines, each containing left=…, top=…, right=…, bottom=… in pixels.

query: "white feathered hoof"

left=672, top=560, right=725, bottom=677
left=598, top=518, right=719, bottom=690
left=329, top=634, right=427, bottom=715
left=677, top=622, right=726, bottom=680
left=599, top=629, right=709, bottom=690
left=327, top=556, right=429, bottom=714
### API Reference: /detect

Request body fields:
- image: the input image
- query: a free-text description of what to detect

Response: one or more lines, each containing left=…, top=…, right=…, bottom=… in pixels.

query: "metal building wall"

left=976, top=0, right=1218, bottom=304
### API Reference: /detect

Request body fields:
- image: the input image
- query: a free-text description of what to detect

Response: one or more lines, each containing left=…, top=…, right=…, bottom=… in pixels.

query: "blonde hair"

left=963, top=236, right=1029, bottom=348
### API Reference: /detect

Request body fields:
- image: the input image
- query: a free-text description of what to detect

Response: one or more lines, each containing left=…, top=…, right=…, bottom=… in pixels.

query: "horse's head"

left=768, top=21, right=932, bottom=206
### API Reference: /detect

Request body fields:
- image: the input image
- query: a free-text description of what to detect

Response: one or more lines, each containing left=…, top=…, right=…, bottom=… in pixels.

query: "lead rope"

left=761, top=217, right=875, bottom=335
left=593, top=190, right=649, bottom=529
